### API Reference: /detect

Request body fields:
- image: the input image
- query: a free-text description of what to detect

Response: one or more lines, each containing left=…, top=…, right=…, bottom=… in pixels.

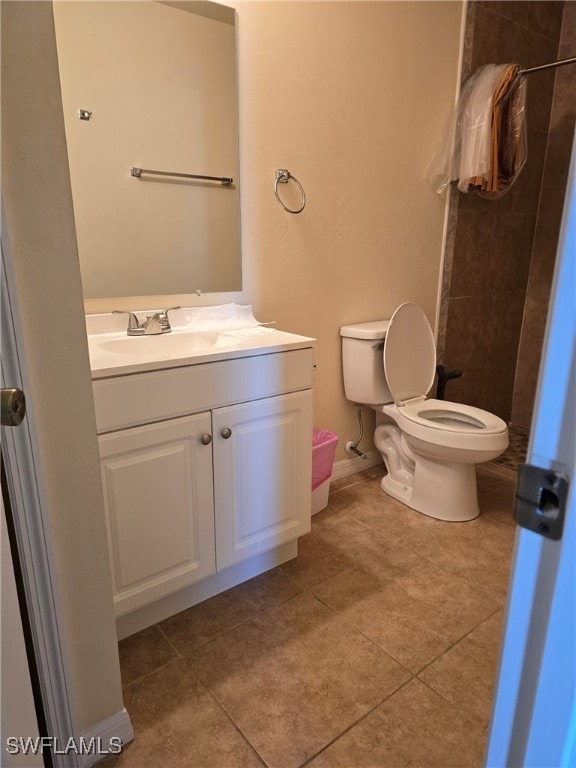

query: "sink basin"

left=98, top=330, right=238, bottom=357
left=88, top=329, right=241, bottom=371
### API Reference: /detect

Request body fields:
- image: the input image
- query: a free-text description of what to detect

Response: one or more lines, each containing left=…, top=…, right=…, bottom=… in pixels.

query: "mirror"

left=53, top=0, right=241, bottom=299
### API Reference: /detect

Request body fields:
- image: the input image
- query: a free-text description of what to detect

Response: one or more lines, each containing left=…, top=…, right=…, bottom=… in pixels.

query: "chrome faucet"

left=113, top=306, right=181, bottom=336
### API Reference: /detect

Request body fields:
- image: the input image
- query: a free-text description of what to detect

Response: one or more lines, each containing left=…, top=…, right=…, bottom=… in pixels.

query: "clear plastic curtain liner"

left=425, top=64, right=510, bottom=195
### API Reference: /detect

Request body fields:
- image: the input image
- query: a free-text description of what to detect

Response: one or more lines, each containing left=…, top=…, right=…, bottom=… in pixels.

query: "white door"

left=1, top=229, right=81, bottom=768
left=485, top=140, right=575, bottom=766
left=213, top=390, right=313, bottom=570
left=98, top=413, right=216, bottom=615
left=1, top=496, right=43, bottom=768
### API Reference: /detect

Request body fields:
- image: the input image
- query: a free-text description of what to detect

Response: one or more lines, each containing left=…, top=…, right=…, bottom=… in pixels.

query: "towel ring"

left=274, top=169, right=306, bottom=214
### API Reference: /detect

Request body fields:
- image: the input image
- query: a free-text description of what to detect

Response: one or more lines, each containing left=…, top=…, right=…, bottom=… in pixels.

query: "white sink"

left=98, top=330, right=239, bottom=357
left=85, top=306, right=315, bottom=378
left=88, top=329, right=242, bottom=373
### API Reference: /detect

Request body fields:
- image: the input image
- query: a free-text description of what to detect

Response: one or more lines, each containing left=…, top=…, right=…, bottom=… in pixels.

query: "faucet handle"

left=112, top=310, right=144, bottom=335
left=142, top=314, right=164, bottom=335
left=158, top=306, right=181, bottom=332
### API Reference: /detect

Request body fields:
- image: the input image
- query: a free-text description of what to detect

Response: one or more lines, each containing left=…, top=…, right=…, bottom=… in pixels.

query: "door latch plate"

left=514, top=463, right=569, bottom=540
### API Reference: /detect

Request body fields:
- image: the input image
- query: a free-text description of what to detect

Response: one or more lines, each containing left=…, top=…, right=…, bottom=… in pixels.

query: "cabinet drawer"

left=93, top=348, right=314, bottom=433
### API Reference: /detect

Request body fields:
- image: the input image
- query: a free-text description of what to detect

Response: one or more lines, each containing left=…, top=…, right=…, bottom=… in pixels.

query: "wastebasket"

left=312, top=428, right=338, bottom=515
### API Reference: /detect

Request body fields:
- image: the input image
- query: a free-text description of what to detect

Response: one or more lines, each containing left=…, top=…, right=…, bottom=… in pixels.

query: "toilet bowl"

left=341, top=303, right=508, bottom=521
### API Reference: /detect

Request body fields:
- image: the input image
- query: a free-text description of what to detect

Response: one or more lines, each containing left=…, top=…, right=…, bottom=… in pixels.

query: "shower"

left=437, top=0, right=575, bottom=472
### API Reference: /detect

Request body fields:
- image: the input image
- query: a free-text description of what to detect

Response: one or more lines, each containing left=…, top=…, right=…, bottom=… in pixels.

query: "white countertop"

left=88, top=327, right=316, bottom=379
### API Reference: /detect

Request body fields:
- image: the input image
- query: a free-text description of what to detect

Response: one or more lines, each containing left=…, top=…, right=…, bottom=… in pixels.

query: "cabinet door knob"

left=200, top=433, right=212, bottom=445
left=221, top=427, right=232, bottom=439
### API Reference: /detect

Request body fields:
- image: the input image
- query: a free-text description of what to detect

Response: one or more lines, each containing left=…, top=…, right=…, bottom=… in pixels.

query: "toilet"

left=340, top=302, right=509, bottom=521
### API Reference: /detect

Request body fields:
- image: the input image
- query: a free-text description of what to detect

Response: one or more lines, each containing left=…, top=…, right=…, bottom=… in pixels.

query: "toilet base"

left=381, top=454, right=480, bottom=522
left=375, top=418, right=481, bottom=522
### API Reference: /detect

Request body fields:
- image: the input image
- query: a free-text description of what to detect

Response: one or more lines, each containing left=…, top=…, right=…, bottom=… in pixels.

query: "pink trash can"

left=311, top=428, right=338, bottom=515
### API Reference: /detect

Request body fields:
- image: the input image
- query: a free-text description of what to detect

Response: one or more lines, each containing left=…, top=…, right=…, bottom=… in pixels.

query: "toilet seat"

left=383, top=302, right=436, bottom=404
left=382, top=400, right=508, bottom=453
left=381, top=302, right=508, bottom=449
left=400, top=398, right=507, bottom=434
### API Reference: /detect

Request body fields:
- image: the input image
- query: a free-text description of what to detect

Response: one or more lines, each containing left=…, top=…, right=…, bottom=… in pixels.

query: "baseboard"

left=79, top=708, right=134, bottom=767
left=331, top=450, right=383, bottom=480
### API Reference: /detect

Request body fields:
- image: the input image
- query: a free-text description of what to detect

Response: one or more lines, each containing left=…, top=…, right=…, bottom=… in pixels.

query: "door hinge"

left=514, top=463, right=569, bottom=540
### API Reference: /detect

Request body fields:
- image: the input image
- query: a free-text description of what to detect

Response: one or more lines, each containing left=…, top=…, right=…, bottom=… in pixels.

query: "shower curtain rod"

left=519, top=56, right=576, bottom=75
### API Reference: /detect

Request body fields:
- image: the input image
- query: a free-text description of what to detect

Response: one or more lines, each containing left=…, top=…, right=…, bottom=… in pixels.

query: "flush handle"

left=514, top=463, right=569, bottom=540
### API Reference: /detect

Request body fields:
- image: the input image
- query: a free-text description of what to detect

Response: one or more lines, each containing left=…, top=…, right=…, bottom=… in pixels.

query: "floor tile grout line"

left=122, top=651, right=267, bottom=766
left=291, top=575, right=418, bottom=678
left=197, top=676, right=270, bottom=768
left=329, top=612, right=417, bottom=676
left=163, top=560, right=418, bottom=692
left=415, top=606, right=503, bottom=731
left=161, top=614, right=264, bottom=658
left=123, top=578, right=493, bottom=693
left=168, top=582, right=416, bottom=768
left=297, top=670, right=489, bottom=768
left=155, top=621, right=184, bottom=658
left=121, top=643, right=486, bottom=766
left=297, top=676, right=417, bottom=768
left=127, top=648, right=272, bottom=768
left=321, top=507, right=509, bottom=612
left=278, top=551, right=365, bottom=597
left=156, top=572, right=307, bottom=660
left=121, top=580, right=306, bottom=684
left=302, top=575, right=500, bottom=683
left=282, top=481, right=510, bottom=676
left=154, top=471, right=511, bottom=680
left=415, top=604, right=504, bottom=679
left=121, top=654, right=183, bottom=692
left=165, top=580, right=415, bottom=768
left=385, top=534, right=510, bottom=610
left=416, top=676, right=489, bottom=732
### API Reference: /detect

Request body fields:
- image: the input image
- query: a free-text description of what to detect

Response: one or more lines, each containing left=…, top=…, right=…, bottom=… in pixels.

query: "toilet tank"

left=340, top=320, right=393, bottom=405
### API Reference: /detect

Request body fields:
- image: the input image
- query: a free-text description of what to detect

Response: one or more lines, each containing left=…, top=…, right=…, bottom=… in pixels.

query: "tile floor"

left=106, top=464, right=517, bottom=768
left=489, top=425, right=529, bottom=475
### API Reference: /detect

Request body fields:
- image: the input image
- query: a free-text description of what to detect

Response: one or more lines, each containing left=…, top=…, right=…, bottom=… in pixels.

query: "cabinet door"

left=98, top=414, right=215, bottom=615
left=213, top=390, right=313, bottom=570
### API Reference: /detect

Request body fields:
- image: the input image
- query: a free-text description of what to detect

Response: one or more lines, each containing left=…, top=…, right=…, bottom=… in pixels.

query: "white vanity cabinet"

left=98, top=413, right=216, bottom=616
left=92, top=346, right=314, bottom=621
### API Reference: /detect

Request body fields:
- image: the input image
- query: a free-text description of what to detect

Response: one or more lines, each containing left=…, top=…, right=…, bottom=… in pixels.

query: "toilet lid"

left=383, top=302, right=436, bottom=402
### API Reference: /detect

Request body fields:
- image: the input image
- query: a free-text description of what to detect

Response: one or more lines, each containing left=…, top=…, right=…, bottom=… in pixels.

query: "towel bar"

left=131, top=167, right=233, bottom=186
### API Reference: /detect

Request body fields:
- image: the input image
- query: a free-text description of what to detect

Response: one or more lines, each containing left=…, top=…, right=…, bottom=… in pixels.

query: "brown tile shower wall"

left=512, top=2, right=576, bottom=427
left=441, top=0, right=567, bottom=423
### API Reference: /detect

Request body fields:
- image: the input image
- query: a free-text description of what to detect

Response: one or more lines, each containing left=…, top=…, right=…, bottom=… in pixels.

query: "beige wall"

left=1, top=1, right=123, bottom=730
left=87, top=0, right=464, bottom=461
